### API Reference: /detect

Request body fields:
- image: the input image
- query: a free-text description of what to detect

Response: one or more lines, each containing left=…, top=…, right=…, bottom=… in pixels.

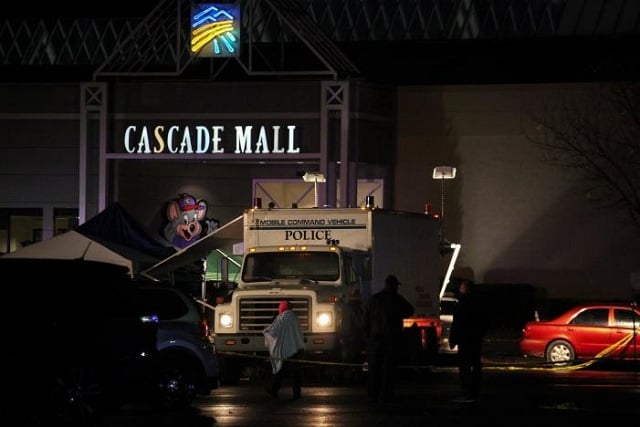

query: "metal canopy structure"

left=143, top=214, right=244, bottom=279
left=91, top=0, right=361, bottom=80
left=1, top=0, right=639, bottom=83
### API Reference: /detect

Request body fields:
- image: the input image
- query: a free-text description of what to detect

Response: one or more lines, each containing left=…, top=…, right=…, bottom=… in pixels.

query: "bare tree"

left=530, top=82, right=640, bottom=232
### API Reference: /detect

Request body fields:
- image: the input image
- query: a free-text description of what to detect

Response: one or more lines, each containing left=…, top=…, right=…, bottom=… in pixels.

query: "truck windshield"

left=242, top=251, right=340, bottom=282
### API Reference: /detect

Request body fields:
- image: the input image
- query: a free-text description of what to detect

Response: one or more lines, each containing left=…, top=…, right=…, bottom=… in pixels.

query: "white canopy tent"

left=2, top=230, right=157, bottom=275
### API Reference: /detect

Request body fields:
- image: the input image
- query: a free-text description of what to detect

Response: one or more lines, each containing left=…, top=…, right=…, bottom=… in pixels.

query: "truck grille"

left=239, top=297, right=310, bottom=332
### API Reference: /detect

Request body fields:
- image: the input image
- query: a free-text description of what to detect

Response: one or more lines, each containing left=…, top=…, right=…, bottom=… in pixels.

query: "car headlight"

left=316, top=311, right=333, bottom=328
left=219, top=313, right=233, bottom=328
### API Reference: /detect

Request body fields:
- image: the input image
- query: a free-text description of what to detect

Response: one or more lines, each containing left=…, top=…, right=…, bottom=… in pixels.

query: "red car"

left=519, top=303, right=640, bottom=364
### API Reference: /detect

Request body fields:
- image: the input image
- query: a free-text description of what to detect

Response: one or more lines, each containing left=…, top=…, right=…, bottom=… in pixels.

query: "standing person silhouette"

left=263, top=300, right=305, bottom=400
left=449, top=280, right=488, bottom=402
left=363, top=275, right=414, bottom=404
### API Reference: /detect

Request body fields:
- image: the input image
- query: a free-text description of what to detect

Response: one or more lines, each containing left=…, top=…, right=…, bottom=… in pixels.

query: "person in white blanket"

left=263, top=300, right=305, bottom=400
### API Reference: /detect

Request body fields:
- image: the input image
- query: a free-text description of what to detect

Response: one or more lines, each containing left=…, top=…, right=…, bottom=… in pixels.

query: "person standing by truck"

left=449, top=280, right=488, bottom=402
left=263, top=300, right=305, bottom=400
left=363, top=275, right=415, bottom=404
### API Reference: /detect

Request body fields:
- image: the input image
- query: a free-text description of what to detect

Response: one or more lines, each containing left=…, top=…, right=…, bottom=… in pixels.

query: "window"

left=0, top=207, right=78, bottom=254
left=571, top=308, right=609, bottom=326
left=0, top=208, right=42, bottom=254
left=242, top=251, right=340, bottom=282
left=614, top=309, right=640, bottom=329
left=137, top=288, right=189, bottom=320
left=54, top=208, right=78, bottom=235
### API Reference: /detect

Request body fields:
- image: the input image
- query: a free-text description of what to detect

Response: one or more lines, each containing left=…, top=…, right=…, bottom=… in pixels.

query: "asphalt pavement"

left=94, top=338, right=640, bottom=427
left=98, top=364, right=640, bottom=427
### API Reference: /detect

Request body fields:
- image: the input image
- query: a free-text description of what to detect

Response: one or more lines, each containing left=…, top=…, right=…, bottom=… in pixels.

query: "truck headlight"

left=219, top=313, right=233, bottom=328
left=316, top=311, right=333, bottom=328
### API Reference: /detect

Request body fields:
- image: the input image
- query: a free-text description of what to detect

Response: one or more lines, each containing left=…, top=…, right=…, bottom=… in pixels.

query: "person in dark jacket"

left=363, top=274, right=415, bottom=404
left=449, top=280, right=488, bottom=402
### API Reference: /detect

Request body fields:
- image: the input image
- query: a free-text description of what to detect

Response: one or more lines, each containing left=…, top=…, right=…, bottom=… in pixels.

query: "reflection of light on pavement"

left=303, top=406, right=344, bottom=427
left=198, top=403, right=243, bottom=424
left=307, top=405, right=333, bottom=413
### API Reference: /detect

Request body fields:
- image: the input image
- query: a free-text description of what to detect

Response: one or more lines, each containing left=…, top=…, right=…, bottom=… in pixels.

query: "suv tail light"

left=199, top=318, right=210, bottom=337
left=141, top=314, right=160, bottom=323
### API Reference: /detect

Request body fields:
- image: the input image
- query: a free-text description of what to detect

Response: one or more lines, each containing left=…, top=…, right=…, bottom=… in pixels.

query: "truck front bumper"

left=214, top=333, right=338, bottom=355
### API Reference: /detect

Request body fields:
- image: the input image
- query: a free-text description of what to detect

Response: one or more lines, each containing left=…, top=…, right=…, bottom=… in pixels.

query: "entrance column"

left=321, top=81, right=356, bottom=208
left=79, top=82, right=108, bottom=224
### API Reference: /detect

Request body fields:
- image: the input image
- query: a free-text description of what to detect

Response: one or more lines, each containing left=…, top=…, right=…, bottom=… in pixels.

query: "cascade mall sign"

left=122, top=124, right=302, bottom=155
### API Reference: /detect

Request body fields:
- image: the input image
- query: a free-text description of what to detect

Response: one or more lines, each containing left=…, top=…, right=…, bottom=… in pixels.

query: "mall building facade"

left=2, top=0, right=639, bottom=300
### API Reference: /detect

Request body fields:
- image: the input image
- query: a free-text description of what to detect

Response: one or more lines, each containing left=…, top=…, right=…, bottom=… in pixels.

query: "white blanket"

left=263, top=310, right=305, bottom=374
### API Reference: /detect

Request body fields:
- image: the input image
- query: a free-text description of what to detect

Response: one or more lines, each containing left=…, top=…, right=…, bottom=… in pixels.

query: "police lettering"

left=284, top=230, right=331, bottom=241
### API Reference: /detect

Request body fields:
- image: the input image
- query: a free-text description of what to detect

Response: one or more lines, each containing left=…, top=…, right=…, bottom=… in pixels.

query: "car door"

left=611, top=308, right=640, bottom=360
left=568, top=308, right=610, bottom=358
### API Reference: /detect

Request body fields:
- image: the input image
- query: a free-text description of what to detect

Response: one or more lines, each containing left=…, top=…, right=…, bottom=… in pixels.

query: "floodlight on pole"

left=302, top=172, right=326, bottom=207
left=432, top=166, right=456, bottom=180
left=432, top=166, right=456, bottom=243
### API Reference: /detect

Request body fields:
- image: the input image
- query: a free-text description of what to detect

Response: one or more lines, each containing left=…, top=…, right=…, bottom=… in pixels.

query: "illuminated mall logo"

left=191, top=3, right=240, bottom=58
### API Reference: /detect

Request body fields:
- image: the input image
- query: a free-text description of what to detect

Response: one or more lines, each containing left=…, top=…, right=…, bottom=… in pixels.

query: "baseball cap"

left=278, top=300, right=291, bottom=314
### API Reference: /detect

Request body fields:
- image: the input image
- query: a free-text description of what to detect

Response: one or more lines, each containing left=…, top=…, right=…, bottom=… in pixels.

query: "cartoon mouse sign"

left=163, top=193, right=218, bottom=249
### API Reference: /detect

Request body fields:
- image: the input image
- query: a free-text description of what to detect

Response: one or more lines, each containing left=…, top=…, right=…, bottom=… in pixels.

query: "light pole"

left=432, top=166, right=456, bottom=243
left=302, top=172, right=326, bottom=208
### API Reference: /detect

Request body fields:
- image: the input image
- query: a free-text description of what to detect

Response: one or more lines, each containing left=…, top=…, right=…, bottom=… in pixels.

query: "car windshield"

left=242, top=251, right=340, bottom=282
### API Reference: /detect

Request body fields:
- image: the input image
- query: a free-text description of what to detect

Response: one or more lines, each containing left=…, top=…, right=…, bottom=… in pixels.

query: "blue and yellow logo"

left=191, top=3, right=240, bottom=57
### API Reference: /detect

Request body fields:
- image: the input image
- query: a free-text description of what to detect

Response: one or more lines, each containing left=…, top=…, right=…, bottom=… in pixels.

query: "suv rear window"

left=137, top=287, right=190, bottom=321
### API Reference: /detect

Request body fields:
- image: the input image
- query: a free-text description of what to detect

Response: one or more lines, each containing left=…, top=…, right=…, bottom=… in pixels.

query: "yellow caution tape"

left=217, top=332, right=638, bottom=372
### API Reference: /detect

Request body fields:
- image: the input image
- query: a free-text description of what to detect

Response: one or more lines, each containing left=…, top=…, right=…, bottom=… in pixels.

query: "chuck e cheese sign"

left=162, top=194, right=219, bottom=250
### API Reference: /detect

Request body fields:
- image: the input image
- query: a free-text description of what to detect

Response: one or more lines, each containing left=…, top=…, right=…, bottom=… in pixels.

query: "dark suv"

left=0, top=258, right=160, bottom=426
left=136, top=284, right=220, bottom=409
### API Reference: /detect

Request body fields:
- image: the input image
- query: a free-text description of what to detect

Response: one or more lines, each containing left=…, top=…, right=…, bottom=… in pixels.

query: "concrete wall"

left=0, top=83, right=81, bottom=210
left=395, top=83, right=640, bottom=300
